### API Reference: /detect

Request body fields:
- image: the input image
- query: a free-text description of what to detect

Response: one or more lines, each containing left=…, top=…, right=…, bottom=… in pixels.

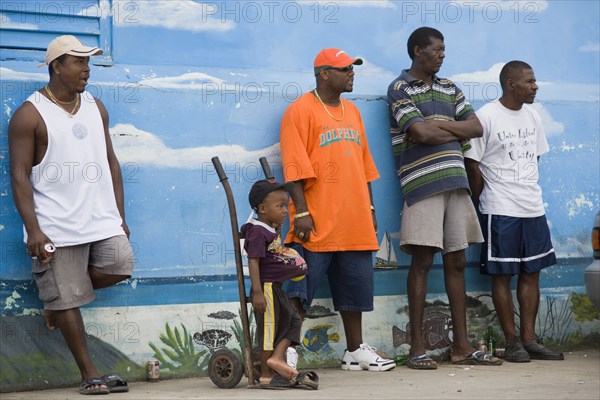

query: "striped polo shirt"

left=387, top=69, right=474, bottom=206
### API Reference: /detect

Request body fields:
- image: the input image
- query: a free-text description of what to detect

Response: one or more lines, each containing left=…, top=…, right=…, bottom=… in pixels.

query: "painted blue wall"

left=1, top=0, right=598, bottom=319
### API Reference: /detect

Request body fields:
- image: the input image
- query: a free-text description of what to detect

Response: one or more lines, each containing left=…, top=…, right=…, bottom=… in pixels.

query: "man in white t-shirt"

left=465, top=61, right=563, bottom=363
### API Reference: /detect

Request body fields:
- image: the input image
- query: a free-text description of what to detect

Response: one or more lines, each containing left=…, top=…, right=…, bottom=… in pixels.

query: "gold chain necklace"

left=45, top=85, right=77, bottom=104
left=313, top=89, right=344, bottom=121
left=45, top=85, right=80, bottom=117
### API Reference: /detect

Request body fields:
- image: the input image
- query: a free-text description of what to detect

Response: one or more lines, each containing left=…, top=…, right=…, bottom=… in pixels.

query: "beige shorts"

left=400, top=189, right=483, bottom=255
left=31, top=235, right=134, bottom=310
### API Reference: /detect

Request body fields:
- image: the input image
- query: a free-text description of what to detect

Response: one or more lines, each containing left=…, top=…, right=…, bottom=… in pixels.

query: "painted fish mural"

left=392, top=312, right=453, bottom=350
left=207, top=310, right=236, bottom=320
left=302, top=324, right=340, bottom=353
left=193, top=329, right=232, bottom=353
left=305, top=304, right=337, bottom=319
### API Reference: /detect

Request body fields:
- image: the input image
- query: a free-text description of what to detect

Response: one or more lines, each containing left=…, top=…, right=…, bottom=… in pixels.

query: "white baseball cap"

left=38, top=35, right=103, bottom=67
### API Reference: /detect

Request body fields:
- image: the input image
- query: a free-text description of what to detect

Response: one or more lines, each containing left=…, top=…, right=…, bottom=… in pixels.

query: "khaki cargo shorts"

left=400, top=189, right=483, bottom=255
left=31, top=235, right=134, bottom=310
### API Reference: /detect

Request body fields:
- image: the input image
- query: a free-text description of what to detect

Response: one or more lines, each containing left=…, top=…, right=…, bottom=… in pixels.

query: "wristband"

left=294, top=211, right=310, bottom=219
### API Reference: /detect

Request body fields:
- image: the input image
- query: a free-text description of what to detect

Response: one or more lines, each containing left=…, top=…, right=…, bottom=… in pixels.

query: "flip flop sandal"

left=102, top=373, right=129, bottom=393
left=294, top=371, right=319, bottom=390
left=258, top=373, right=296, bottom=390
left=453, top=351, right=503, bottom=366
left=79, top=377, right=110, bottom=395
left=407, top=354, right=438, bottom=370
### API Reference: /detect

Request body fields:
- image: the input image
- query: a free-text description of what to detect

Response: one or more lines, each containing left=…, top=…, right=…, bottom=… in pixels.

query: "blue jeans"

left=285, top=242, right=374, bottom=312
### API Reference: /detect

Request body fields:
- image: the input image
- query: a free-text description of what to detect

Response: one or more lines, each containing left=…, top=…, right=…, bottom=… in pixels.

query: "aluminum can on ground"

left=147, top=360, right=160, bottom=382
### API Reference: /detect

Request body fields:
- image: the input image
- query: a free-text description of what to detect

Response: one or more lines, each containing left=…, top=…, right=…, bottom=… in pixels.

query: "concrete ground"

left=1, top=350, right=598, bottom=400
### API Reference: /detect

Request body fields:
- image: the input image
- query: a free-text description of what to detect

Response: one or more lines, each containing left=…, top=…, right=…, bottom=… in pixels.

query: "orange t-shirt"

left=280, top=92, right=380, bottom=252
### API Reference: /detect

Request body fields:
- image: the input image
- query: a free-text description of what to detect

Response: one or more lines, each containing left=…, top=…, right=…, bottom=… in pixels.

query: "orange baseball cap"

left=314, top=48, right=363, bottom=76
left=38, top=35, right=103, bottom=67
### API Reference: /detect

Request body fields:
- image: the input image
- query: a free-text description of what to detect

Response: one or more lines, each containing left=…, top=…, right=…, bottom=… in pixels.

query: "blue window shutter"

left=0, top=0, right=113, bottom=66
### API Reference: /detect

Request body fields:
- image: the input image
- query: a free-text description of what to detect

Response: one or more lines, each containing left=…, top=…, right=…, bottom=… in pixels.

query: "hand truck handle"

left=259, top=157, right=274, bottom=180
left=211, top=156, right=227, bottom=182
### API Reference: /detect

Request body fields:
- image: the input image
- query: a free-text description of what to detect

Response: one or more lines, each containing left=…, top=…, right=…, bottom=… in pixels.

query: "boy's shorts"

left=480, top=214, right=556, bottom=275
left=286, top=243, right=374, bottom=313
left=31, top=235, right=134, bottom=310
left=253, top=282, right=302, bottom=351
left=400, top=189, right=483, bottom=254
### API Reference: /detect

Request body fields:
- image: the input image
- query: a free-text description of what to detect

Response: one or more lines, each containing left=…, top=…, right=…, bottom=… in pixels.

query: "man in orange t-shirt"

left=279, top=48, right=395, bottom=372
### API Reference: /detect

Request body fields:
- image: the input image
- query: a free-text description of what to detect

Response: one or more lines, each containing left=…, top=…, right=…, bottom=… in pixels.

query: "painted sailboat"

left=374, top=232, right=399, bottom=269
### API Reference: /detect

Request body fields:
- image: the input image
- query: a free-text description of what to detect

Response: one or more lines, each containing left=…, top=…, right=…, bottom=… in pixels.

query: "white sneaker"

left=286, top=347, right=298, bottom=370
left=341, top=343, right=396, bottom=372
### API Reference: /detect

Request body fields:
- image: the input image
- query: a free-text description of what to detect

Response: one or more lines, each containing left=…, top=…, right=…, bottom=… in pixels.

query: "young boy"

left=241, top=179, right=317, bottom=389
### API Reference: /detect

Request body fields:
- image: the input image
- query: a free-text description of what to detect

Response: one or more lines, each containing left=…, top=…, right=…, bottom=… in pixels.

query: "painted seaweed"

left=148, top=322, right=208, bottom=375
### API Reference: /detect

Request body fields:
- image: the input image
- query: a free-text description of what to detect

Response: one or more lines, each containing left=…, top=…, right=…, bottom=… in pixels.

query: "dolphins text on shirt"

left=319, top=128, right=362, bottom=147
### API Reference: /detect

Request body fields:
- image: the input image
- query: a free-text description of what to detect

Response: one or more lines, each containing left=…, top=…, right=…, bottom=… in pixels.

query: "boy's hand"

left=252, top=289, right=267, bottom=313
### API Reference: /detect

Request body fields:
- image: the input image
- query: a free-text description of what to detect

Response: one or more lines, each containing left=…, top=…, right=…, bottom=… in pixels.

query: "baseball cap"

left=249, top=179, right=293, bottom=209
left=314, top=48, right=363, bottom=76
left=38, top=35, right=103, bottom=67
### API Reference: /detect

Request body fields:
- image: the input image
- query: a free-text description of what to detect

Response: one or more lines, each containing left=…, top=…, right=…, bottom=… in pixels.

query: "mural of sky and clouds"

left=105, top=1, right=599, bottom=90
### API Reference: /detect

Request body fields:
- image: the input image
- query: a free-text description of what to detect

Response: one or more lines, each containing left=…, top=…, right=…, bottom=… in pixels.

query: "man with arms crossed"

left=387, top=27, right=502, bottom=369
left=465, top=60, right=563, bottom=362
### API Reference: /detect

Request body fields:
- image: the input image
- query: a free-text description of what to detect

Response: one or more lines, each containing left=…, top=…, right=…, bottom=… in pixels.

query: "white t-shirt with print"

left=464, top=100, right=549, bottom=218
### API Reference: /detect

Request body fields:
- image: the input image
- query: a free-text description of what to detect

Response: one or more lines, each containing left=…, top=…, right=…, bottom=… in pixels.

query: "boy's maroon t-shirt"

left=241, top=219, right=307, bottom=283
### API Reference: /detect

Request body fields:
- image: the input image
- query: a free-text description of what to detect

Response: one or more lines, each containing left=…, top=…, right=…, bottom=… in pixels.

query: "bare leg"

left=290, top=297, right=306, bottom=320
left=407, top=246, right=435, bottom=357
left=265, top=338, right=297, bottom=381
left=443, top=250, right=477, bottom=361
left=517, top=272, right=540, bottom=344
left=492, top=274, right=517, bottom=341
left=340, top=311, right=362, bottom=352
left=259, top=350, right=274, bottom=384
left=54, top=308, right=107, bottom=390
left=407, top=246, right=435, bottom=356
left=44, top=309, right=56, bottom=330
left=89, top=266, right=128, bottom=289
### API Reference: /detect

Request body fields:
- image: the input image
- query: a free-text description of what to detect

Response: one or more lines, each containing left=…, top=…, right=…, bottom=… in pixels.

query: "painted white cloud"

left=111, top=123, right=280, bottom=168
left=358, top=59, right=396, bottom=79
left=450, top=0, right=548, bottom=11
left=0, top=14, right=37, bottom=29
left=137, top=72, right=265, bottom=93
left=0, top=67, right=46, bottom=81
left=530, top=103, right=564, bottom=136
left=352, top=59, right=397, bottom=95
left=578, top=42, right=600, bottom=53
left=448, top=62, right=504, bottom=83
left=82, top=0, right=234, bottom=32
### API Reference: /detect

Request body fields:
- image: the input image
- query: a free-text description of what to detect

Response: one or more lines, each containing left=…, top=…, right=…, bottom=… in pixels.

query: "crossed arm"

left=406, top=114, right=483, bottom=145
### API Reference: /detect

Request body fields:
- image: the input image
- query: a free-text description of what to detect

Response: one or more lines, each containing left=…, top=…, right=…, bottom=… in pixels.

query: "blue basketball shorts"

left=480, top=214, right=557, bottom=275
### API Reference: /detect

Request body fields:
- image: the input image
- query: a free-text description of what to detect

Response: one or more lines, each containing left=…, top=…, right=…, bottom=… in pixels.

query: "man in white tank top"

left=8, top=35, right=134, bottom=395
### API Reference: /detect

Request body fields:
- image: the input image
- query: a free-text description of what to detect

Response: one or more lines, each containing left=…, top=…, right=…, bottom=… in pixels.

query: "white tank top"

left=24, top=91, right=125, bottom=246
